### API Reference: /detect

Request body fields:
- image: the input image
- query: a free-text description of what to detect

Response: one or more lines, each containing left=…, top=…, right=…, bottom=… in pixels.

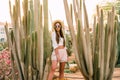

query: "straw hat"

left=52, top=20, right=64, bottom=28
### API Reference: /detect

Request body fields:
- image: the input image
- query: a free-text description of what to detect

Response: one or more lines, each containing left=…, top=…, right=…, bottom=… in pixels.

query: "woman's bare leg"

left=59, top=62, right=66, bottom=80
left=48, top=60, right=58, bottom=80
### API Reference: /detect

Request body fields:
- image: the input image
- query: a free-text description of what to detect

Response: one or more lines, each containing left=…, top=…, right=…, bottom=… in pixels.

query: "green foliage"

left=116, top=64, right=120, bottom=67
left=64, top=69, right=72, bottom=73
left=102, top=0, right=120, bottom=14
left=69, top=60, right=76, bottom=64
left=0, top=43, right=8, bottom=51
left=0, top=44, right=3, bottom=51
left=102, top=2, right=113, bottom=11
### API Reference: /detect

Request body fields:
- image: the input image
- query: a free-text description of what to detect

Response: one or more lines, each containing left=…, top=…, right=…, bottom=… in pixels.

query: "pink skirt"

left=51, top=48, right=68, bottom=62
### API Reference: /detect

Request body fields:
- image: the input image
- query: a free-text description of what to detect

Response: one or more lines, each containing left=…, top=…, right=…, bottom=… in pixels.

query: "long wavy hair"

left=54, top=22, right=65, bottom=47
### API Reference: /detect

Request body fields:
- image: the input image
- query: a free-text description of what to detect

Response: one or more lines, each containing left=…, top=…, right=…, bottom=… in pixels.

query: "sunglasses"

left=55, top=25, right=61, bottom=28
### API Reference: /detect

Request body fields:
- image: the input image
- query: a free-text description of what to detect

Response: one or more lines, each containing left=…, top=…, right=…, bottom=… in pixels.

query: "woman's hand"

left=54, top=46, right=64, bottom=62
left=55, top=49, right=60, bottom=62
left=56, top=55, right=60, bottom=62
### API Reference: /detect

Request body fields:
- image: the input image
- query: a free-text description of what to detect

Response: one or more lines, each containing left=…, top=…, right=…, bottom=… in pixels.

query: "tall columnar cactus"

left=116, top=10, right=120, bottom=65
left=5, top=0, right=51, bottom=80
left=43, top=0, right=52, bottom=80
left=63, top=0, right=118, bottom=80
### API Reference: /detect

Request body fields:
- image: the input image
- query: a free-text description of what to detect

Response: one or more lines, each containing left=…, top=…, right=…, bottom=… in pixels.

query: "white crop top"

left=51, top=32, right=64, bottom=49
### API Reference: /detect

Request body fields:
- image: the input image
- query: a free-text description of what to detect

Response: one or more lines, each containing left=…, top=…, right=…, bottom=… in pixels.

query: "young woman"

left=48, top=20, right=68, bottom=80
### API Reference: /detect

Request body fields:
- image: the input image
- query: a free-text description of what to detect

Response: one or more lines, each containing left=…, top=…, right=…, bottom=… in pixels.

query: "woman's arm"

left=51, top=32, right=62, bottom=61
left=52, top=32, right=58, bottom=49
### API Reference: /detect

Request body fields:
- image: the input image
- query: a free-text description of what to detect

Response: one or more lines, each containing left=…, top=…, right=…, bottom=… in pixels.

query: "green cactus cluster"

left=4, top=0, right=119, bottom=80
left=4, top=0, right=51, bottom=80
left=63, top=0, right=118, bottom=80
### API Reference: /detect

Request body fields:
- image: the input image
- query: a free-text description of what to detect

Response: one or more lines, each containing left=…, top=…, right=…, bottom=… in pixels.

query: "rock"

left=69, top=64, right=78, bottom=73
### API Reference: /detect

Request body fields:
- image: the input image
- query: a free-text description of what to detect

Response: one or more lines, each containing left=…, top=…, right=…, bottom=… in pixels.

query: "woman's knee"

left=51, top=65, right=57, bottom=71
left=51, top=60, right=57, bottom=71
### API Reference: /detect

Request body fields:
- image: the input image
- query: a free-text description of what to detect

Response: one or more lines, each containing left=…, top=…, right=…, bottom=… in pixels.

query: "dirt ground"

left=54, top=68, right=120, bottom=80
left=54, top=53, right=120, bottom=80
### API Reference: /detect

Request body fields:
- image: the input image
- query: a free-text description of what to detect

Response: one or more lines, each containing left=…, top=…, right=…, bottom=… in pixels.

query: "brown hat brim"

left=52, top=20, right=64, bottom=28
